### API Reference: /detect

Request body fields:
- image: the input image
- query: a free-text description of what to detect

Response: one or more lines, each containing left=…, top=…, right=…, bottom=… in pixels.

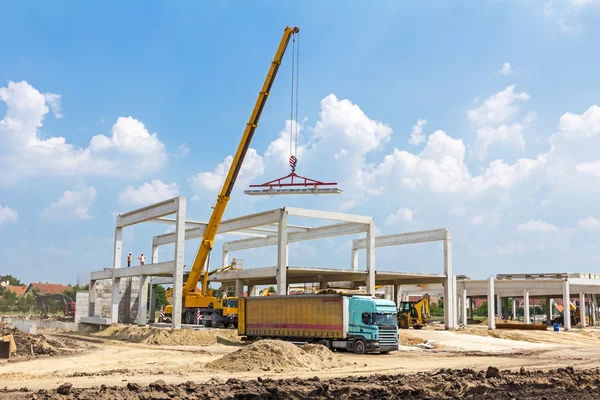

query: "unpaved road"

left=1, top=326, right=600, bottom=392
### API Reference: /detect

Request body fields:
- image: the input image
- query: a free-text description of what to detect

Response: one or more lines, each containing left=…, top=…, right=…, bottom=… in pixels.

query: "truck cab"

left=346, top=296, right=398, bottom=354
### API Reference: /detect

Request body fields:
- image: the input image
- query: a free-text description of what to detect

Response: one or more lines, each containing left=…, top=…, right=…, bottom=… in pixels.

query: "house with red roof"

left=25, top=282, right=71, bottom=296
left=0, top=285, right=28, bottom=297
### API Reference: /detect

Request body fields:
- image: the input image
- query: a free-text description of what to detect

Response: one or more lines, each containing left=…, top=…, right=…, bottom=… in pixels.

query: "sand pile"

left=94, top=325, right=240, bottom=345
left=2, top=328, right=74, bottom=359
left=206, top=340, right=345, bottom=372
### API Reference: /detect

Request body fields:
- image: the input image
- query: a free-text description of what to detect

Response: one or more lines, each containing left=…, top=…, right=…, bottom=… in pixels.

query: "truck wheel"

left=184, top=312, right=193, bottom=325
left=318, top=339, right=332, bottom=350
left=353, top=339, right=366, bottom=355
left=204, top=318, right=212, bottom=328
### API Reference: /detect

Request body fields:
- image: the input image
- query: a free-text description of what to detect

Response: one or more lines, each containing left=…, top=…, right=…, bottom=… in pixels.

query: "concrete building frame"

left=456, top=274, right=600, bottom=331
left=351, top=229, right=456, bottom=330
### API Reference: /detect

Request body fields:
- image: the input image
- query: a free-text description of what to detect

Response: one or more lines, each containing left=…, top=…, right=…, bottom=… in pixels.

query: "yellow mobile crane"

left=164, top=26, right=300, bottom=328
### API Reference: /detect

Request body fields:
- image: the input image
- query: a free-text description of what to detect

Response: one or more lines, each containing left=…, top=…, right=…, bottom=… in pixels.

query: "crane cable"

left=289, top=32, right=300, bottom=173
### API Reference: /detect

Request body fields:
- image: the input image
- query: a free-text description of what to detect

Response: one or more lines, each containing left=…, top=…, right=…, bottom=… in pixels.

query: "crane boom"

left=183, top=26, right=299, bottom=297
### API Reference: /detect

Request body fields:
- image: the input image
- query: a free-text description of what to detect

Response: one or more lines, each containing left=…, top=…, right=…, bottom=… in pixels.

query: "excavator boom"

left=183, top=26, right=299, bottom=297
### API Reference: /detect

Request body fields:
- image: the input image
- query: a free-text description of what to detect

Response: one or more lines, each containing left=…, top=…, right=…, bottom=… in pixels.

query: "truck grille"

left=379, top=328, right=397, bottom=348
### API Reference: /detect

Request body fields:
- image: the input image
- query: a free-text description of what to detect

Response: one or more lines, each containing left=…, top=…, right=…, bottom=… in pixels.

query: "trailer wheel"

left=353, top=339, right=366, bottom=355
left=318, top=339, right=332, bottom=350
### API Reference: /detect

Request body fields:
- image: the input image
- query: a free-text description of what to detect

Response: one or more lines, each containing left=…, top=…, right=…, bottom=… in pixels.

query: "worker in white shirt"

left=138, top=253, right=145, bottom=265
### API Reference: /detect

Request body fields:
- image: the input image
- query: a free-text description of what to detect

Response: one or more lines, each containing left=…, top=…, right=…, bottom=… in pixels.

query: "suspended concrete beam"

left=153, top=209, right=282, bottom=246
left=222, top=222, right=368, bottom=252
left=117, top=197, right=181, bottom=228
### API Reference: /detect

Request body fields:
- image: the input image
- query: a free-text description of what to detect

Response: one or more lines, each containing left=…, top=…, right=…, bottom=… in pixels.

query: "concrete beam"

left=112, top=261, right=176, bottom=278
left=353, top=228, right=449, bottom=250
left=117, top=197, right=180, bottom=228
left=153, top=209, right=281, bottom=246
left=285, top=207, right=372, bottom=224
left=90, top=270, right=112, bottom=280
left=223, top=222, right=368, bottom=252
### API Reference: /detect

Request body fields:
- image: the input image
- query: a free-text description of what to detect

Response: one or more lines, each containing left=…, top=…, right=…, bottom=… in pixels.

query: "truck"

left=238, top=294, right=399, bottom=354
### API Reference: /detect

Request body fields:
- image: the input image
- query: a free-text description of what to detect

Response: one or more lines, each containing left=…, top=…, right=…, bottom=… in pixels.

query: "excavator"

left=554, top=301, right=590, bottom=326
left=397, top=294, right=431, bottom=329
left=35, top=294, right=76, bottom=320
left=163, top=26, right=300, bottom=328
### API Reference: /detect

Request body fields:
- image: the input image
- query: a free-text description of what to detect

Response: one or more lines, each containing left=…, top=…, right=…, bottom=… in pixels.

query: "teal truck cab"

left=332, top=295, right=399, bottom=354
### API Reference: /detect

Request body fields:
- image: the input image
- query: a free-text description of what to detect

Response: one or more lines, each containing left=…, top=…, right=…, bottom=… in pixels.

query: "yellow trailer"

left=238, top=294, right=399, bottom=354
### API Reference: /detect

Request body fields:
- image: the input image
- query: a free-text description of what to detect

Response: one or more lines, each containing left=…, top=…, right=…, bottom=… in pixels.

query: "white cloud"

left=177, top=143, right=190, bottom=157
left=0, top=205, right=18, bottom=226
left=189, top=148, right=264, bottom=193
left=43, top=93, right=63, bottom=118
left=43, top=185, right=97, bottom=220
left=493, top=242, right=527, bottom=254
left=467, top=85, right=530, bottom=125
left=516, top=220, right=560, bottom=233
left=553, top=105, right=600, bottom=141
left=472, top=123, right=525, bottom=160
left=498, top=62, right=512, bottom=76
left=469, top=212, right=500, bottom=226
left=408, top=119, right=427, bottom=145
left=334, top=148, right=347, bottom=160
left=577, top=217, right=600, bottom=231
left=264, top=119, right=307, bottom=167
left=0, top=81, right=168, bottom=185
left=119, top=180, right=180, bottom=206
left=450, top=207, right=467, bottom=217
left=385, top=208, right=416, bottom=226
left=576, top=161, right=600, bottom=176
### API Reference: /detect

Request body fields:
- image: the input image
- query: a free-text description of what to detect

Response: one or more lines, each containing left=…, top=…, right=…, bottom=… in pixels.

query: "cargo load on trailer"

left=238, top=294, right=398, bottom=354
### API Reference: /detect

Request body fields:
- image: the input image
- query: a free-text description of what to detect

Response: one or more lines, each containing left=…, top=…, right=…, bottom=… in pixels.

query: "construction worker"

left=139, top=253, right=145, bottom=265
left=127, top=252, right=132, bottom=267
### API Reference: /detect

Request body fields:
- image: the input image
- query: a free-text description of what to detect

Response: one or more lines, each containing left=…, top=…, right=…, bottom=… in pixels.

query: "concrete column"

left=502, top=297, right=509, bottom=321
left=137, top=275, right=149, bottom=326
left=469, top=298, right=474, bottom=320
left=110, top=278, right=121, bottom=324
left=395, top=285, right=402, bottom=306
left=443, top=230, right=455, bottom=330
left=152, top=245, right=159, bottom=264
left=580, top=292, right=586, bottom=327
left=276, top=209, right=289, bottom=295
left=562, top=280, right=571, bottom=331
left=113, top=227, right=123, bottom=270
left=402, top=293, right=409, bottom=302
left=591, top=301, right=597, bottom=326
left=148, top=283, right=157, bottom=323
left=248, top=285, right=256, bottom=297
left=235, top=279, right=244, bottom=298
left=365, top=221, right=376, bottom=295
left=171, top=197, right=186, bottom=329
left=222, top=249, right=229, bottom=268
left=523, top=290, right=530, bottom=324
left=487, top=277, right=495, bottom=330
left=512, top=299, right=517, bottom=320
left=496, top=294, right=502, bottom=319
left=351, top=248, right=359, bottom=270
left=546, top=297, right=552, bottom=324
left=461, top=288, right=468, bottom=326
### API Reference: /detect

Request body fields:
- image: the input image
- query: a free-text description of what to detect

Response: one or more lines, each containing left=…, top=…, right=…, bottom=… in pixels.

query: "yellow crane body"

left=164, top=26, right=299, bottom=327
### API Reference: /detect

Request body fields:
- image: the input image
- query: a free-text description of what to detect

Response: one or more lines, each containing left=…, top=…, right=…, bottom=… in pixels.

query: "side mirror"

left=362, top=312, right=371, bottom=325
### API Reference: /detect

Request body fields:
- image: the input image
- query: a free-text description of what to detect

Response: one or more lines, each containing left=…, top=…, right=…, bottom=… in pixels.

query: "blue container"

left=553, top=323, right=559, bottom=332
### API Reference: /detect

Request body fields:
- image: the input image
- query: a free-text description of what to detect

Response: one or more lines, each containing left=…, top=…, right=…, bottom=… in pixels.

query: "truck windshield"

left=372, top=313, right=397, bottom=327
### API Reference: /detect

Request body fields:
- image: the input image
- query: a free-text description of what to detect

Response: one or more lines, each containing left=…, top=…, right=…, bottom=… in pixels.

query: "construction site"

left=2, top=23, right=600, bottom=400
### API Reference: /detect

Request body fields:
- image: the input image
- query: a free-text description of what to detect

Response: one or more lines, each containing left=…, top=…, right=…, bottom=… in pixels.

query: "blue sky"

left=2, top=1, right=600, bottom=285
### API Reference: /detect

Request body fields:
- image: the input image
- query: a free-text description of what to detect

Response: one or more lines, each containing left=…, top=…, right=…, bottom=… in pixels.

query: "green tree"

left=154, top=285, right=169, bottom=308
left=63, top=284, right=89, bottom=300
left=475, top=301, right=488, bottom=317
left=430, top=302, right=443, bottom=317
left=268, top=286, right=276, bottom=293
left=0, top=275, right=23, bottom=286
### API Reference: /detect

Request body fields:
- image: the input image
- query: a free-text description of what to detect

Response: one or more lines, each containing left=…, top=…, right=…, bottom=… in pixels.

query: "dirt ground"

left=1, top=324, right=600, bottom=398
